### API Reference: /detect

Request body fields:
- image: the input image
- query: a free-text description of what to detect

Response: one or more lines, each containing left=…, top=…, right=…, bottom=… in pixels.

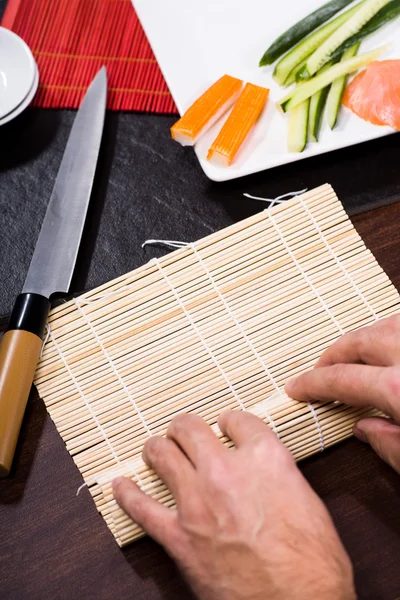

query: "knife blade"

left=0, top=67, right=107, bottom=477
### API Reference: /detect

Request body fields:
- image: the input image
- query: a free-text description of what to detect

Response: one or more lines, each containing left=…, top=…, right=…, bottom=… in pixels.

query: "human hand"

left=113, top=411, right=355, bottom=600
left=285, top=314, right=400, bottom=474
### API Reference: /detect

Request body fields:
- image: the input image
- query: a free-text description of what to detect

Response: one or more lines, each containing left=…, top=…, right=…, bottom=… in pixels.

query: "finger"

left=167, top=413, right=226, bottom=467
left=218, top=409, right=278, bottom=448
left=315, top=321, right=400, bottom=368
left=285, top=364, right=400, bottom=421
left=112, top=476, right=181, bottom=548
left=354, top=417, right=400, bottom=475
left=142, top=436, right=195, bottom=504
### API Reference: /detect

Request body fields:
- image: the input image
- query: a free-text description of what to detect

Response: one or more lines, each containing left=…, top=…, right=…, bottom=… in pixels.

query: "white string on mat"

left=246, top=189, right=377, bottom=322
left=48, top=329, right=121, bottom=466
left=74, top=256, right=180, bottom=307
left=264, top=206, right=333, bottom=452
left=298, top=197, right=379, bottom=322
left=151, top=257, right=247, bottom=412
left=48, top=324, right=147, bottom=494
left=76, top=482, right=90, bottom=496
left=141, top=191, right=309, bottom=251
left=142, top=239, right=191, bottom=250
left=40, top=323, right=51, bottom=357
left=307, top=403, right=325, bottom=452
left=74, top=300, right=152, bottom=438
left=243, top=189, right=308, bottom=203
left=257, top=396, right=282, bottom=438
left=265, top=209, right=345, bottom=335
left=189, top=243, right=281, bottom=433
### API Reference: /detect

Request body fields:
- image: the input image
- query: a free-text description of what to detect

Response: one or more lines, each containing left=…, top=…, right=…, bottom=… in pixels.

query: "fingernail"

left=112, top=476, right=122, bottom=491
left=353, top=425, right=368, bottom=444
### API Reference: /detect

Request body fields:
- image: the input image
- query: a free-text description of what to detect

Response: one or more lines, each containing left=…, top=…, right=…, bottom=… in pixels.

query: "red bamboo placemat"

left=2, top=0, right=178, bottom=112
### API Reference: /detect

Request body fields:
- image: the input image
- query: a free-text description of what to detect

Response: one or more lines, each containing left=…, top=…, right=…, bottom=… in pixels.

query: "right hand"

left=113, top=411, right=355, bottom=600
left=285, top=314, right=400, bottom=474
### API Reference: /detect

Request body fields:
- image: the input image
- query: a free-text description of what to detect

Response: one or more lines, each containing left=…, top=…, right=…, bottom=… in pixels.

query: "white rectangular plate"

left=133, top=0, right=399, bottom=181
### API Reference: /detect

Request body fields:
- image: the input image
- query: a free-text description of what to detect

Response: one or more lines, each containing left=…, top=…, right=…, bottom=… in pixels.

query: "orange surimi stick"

left=170, top=74, right=243, bottom=146
left=207, top=83, right=269, bottom=167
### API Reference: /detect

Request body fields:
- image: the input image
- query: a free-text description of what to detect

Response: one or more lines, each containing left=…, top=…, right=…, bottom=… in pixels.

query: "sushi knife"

left=0, top=67, right=107, bottom=477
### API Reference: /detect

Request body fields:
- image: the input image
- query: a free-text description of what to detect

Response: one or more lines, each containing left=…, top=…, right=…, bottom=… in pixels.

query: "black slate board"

left=0, top=108, right=399, bottom=320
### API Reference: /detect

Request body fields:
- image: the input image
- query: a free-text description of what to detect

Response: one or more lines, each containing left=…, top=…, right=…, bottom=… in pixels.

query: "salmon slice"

left=170, top=74, right=243, bottom=146
left=343, top=60, right=400, bottom=130
left=207, top=83, right=270, bottom=167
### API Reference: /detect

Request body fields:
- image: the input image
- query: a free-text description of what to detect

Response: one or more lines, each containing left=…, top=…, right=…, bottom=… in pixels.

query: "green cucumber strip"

left=279, top=80, right=307, bottom=108
left=309, top=86, right=330, bottom=141
left=288, top=99, right=310, bottom=153
left=278, top=45, right=387, bottom=112
left=285, top=59, right=308, bottom=86
left=305, top=0, right=391, bottom=75
left=296, top=64, right=312, bottom=81
left=281, top=59, right=337, bottom=104
left=330, top=0, right=400, bottom=62
left=259, top=0, right=354, bottom=66
left=296, top=50, right=341, bottom=81
left=308, top=62, right=333, bottom=141
left=326, top=43, right=360, bottom=129
left=273, top=2, right=364, bottom=86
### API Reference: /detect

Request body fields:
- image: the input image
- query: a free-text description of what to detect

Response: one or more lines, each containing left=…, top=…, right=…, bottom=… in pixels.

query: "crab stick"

left=170, top=74, right=243, bottom=146
left=207, top=83, right=269, bottom=167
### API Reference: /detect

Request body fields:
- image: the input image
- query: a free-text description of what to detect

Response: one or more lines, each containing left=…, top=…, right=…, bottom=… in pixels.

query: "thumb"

left=354, top=417, right=400, bottom=475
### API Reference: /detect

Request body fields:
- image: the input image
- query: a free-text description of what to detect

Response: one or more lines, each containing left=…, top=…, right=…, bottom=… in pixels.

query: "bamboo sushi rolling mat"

left=34, top=184, right=400, bottom=547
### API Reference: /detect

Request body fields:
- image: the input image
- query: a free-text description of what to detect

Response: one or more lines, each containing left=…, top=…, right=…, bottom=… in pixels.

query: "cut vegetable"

left=297, top=46, right=342, bottom=81
left=207, top=83, right=269, bottom=167
left=259, top=0, right=354, bottom=66
left=309, top=65, right=332, bottom=141
left=304, top=0, right=391, bottom=76
left=296, top=48, right=341, bottom=81
left=330, top=0, right=400, bottom=61
left=288, top=99, right=310, bottom=152
left=309, top=87, right=329, bottom=141
left=273, top=2, right=364, bottom=86
left=343, top=59, right=400, bottom=129
left=171, top=74, right=243, bottom=146
left=278, top=45, right=387, bottom=112
left=326, top=43, right=360, bottom=129
left=286, top=59, right=308, bottom=86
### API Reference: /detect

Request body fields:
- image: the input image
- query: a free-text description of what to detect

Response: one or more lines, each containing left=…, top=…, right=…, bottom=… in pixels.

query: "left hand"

left=113, top=411, right=355, bottom=600
left=285, top=315, right=400, bottom=474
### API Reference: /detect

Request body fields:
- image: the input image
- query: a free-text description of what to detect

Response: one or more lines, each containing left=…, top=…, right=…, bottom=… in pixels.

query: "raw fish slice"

left=343, top=60, right=400, bottom=129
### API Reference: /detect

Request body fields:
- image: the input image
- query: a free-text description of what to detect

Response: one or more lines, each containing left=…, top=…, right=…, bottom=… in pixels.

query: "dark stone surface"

left=0, top=104, right=399, bottom=320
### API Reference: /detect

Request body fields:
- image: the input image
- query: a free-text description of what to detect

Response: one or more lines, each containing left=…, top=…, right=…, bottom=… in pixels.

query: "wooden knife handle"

left=0, top=294, right=50, bottom=477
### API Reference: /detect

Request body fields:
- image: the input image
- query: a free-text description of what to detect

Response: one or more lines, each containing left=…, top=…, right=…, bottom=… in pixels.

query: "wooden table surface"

left=1, top=202, right=400, bottom=600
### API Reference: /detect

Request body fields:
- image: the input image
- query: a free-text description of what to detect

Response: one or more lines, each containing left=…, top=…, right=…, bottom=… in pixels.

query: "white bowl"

left=0, top=27, right=36, bottom=119
left=0, top=60, right=39, bottom=126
